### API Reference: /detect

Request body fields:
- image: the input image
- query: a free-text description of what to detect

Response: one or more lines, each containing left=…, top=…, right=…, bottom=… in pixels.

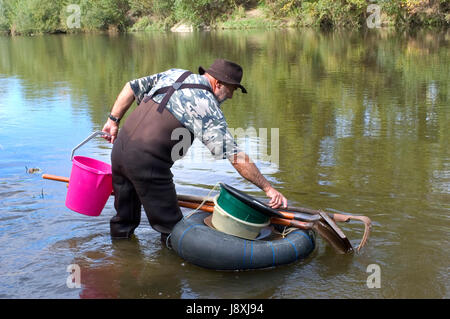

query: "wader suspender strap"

left=142, top=71, right=214, bottom=113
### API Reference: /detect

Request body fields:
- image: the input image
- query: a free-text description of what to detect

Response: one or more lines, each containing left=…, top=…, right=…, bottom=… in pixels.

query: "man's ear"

left=212, top=79, right=223, bottom=93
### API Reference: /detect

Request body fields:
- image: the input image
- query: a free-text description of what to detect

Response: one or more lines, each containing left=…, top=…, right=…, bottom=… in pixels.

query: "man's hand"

left=230, top=152, right=288, bottom=209
left=102, top=119, right=119, bottom=144
left=102, top=82, right=135, bottom=144
left=265, top=186, right=288, bottom=209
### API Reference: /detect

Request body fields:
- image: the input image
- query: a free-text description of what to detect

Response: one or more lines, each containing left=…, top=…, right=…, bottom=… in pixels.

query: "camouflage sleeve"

left=201, top=120, right=242, bottom=160
left=128, top=73, right=163, bottom=105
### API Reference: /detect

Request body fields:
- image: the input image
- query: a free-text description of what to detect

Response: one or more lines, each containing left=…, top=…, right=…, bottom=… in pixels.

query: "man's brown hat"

left=199, top=59, right=247, bottom=93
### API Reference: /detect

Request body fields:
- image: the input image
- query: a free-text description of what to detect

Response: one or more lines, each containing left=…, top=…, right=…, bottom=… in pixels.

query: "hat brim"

left=199, top=66, right=207, bottom=75
left=199, top=66, right=247, bottom=94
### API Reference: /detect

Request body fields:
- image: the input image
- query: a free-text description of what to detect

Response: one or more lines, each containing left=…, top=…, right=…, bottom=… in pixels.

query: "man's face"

left=215, top=82, right=238, bottom=104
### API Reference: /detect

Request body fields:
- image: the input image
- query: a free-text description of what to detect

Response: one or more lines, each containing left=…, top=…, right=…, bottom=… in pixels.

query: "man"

left=102, top=59, right=287, bottom=243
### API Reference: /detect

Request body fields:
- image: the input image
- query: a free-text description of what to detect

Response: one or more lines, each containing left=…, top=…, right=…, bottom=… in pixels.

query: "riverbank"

left=0, top=0, right=448, bottom=36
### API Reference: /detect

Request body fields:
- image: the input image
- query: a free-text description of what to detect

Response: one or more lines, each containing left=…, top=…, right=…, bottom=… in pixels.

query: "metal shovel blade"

left=313, top=220, right=353, bottom=254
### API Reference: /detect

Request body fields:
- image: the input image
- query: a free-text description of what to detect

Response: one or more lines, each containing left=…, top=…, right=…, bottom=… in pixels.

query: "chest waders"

left=110, top=71, right=214, bottom=239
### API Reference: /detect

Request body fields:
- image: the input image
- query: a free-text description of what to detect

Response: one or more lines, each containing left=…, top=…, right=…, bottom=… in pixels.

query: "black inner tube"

left=171, top=212, right=316, bottom=271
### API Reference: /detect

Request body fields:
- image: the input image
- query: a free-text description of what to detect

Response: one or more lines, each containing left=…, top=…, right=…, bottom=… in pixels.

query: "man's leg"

left=133, top=169, right=183, bottom=243
left=110, top=172, right=142, bottom=239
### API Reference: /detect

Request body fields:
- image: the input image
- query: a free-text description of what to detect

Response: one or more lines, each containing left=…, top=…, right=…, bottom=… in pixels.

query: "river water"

left=0, top=29, right=448, bottom=299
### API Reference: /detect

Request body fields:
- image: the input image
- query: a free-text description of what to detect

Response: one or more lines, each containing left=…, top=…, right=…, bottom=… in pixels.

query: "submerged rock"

left=26, top=167, right=42, bottom=174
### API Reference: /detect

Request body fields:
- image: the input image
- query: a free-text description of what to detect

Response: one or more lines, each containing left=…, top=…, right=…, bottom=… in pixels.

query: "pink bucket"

left=65, top=156, right=113, bottom=216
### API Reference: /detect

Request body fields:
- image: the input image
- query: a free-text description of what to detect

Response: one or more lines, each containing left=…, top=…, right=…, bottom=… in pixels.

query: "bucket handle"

left=71, top=131, right=111, bottom=161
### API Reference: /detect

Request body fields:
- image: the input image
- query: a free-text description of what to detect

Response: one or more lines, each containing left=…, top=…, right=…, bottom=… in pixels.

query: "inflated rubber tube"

left=171, top=212, right=316, bottom=271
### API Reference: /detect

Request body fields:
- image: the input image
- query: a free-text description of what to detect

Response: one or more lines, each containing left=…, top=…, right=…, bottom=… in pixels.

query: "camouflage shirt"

left=129, top=68, right=241, bottom=159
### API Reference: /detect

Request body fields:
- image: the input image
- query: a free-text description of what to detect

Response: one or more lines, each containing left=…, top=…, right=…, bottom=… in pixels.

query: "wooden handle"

left=178, top=201, right=214, bottom=213
left=41, top=174, right=342, bottom=223
left=41, top=174, right=318, bottom=228
left=332, top=213, right=352, bottom=223
left=270, top=218, right=313, bottom=230
left=177, top=201, right=314, bottom=230
left=177, top=194, right=215, bottom=206
left=41, top=173, right=368, bottom=250
left=42, top=174, right=70, bottom=183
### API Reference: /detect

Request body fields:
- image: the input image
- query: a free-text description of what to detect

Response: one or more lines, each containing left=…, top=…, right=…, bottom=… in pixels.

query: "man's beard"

left=218, top=97, right=228, bottom=105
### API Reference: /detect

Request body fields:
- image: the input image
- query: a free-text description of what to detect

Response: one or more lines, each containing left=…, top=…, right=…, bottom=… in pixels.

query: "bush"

left=4, top=0, right=63, bottom=35
left=299, top=0, right=367, bottom=28
left=128, top=0, right=154, bottom=16
left=130, top=15, right=171, bottom=31
left=173, top=0, right=236, bottom=26
left=381, top=0, right=449, bottom=27
left=80, top=0, right=131, bottom=31
left=0, top=0, right=10, bottom=31
left=128, top=0, right=175, bottom=20
left=153, top=0, right=176, bottom=19
left=266, top=0, right=302, bottom=18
